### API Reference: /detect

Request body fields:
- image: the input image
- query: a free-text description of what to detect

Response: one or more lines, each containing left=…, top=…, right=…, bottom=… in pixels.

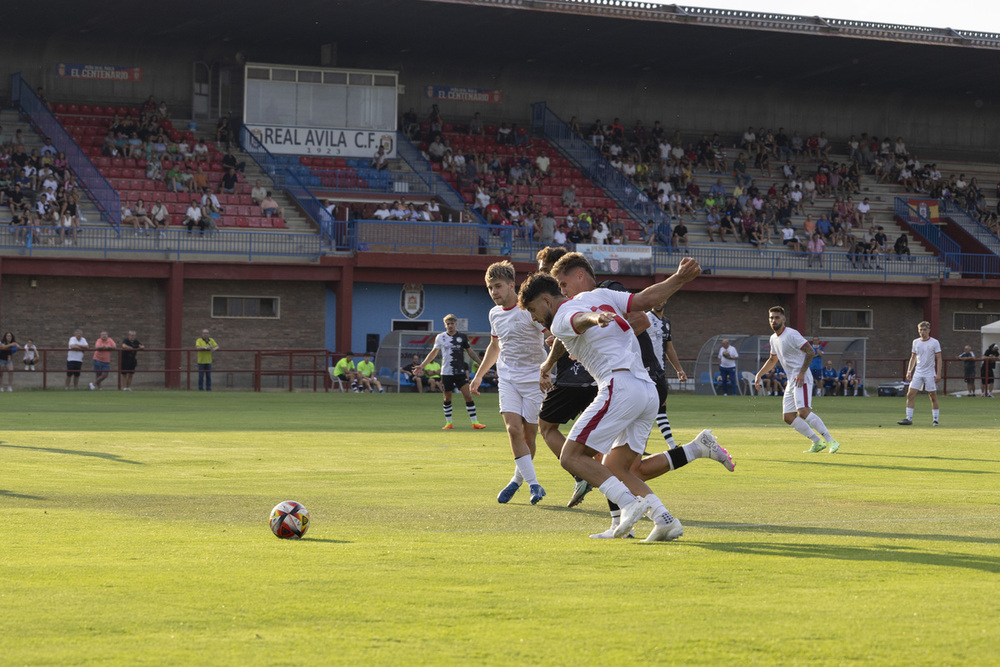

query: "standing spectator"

left=66, top=329, right=88, bottom=390
left=0, top=332, right=18, bottom=392
left=195, top=329, right=219, bottom=391
left=717, top=338, right=739, bottom=396
left=22, top=338, right=38, bottom=372
left=120, top=330, right=144, bottom=391
left=982, top=343, right=999, bottom=398
left=959, top=345, right=978, bottom=396
left=90, top=331, right=116, bottom=391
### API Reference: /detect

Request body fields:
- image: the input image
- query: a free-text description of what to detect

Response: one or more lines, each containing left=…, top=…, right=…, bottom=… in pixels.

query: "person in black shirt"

left=120, top=330, right=144, bottom=391
left=220, top=167, right=239, bottom=194
left=221, top=147, right=245, bottom=173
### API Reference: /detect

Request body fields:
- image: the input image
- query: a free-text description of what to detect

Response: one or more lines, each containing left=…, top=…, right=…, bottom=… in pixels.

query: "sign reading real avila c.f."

left=245, top=125, right=397, bottom=158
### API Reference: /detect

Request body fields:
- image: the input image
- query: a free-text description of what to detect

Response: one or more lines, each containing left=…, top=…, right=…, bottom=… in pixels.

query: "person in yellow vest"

left=195, top=328, right=219, bottom=391
left=332, top=355, right=359, bottom=392
left=356, top=353, right=384, bottom=393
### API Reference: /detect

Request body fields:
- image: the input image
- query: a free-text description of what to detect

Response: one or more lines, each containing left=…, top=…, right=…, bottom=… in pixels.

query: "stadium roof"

left=13, top=0, right=1000, bottom=101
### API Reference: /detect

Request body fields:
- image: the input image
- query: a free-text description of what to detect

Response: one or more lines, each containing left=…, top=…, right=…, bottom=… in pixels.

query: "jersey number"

left=591, top=305, right=630, bottom=332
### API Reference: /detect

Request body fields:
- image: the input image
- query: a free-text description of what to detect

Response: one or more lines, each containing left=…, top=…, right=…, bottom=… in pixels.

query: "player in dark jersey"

left=417, top=313, right=486, bottom=430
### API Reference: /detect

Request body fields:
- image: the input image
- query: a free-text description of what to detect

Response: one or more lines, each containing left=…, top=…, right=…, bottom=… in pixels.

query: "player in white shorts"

left=471, top=261, right=549, bottom=505
left=518, top=256, right=704, bottom=542
left=898, top=321, right=942, bottom=426
left=755, top=306, right=841, bottom=453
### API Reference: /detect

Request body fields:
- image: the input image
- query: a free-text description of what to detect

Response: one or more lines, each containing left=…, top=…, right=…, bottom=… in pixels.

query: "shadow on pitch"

left=774, top=459, right=995, bottom=475
left=304, top=537, right=352, bottom=544
left=0, top=442, right=143, bottom=465
left=685, top=519, right=1000, bottom=546
left=688, top=540, right=1000, bottom=574
left=837, top=452, right=1000, bottom=465
left=0, top=489, right=46, bottom=500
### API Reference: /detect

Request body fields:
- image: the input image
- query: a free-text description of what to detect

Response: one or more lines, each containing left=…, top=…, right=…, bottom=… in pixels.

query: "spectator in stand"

left=131, top=199, right=155, bottom=233
left=821, top=361, right=840, bottom=396
left=610, top=228, right=625, bottom=245
left=670, top=218, right=689, bottom=251
left=468, top=112, right=484, bottom=136
left=221, top=147, right=245, bottom=174
left=428, top=136, right=446, bottom=163
left=807, top=231, right=825, bottom=267
left=178, top=138, right=193, bottom=162
left=840, top=361, right=861, bottom=396
left=192, top=165, right=209, bottom=192
left=145, top=155, right=163, bottom=181
left=372, top=145, right=389, bottom=171
left=402, top=108, right=419, bottom=140
left=219, top=167, right=239, bottom=194
left=535, top=149, right=550, bottom=177
left=561, top=183, right=576, bottom=208
left=179, top=165, right=195, bottom=192
left=428, top=104, right=443, bottom=139
left=216, top=117, right=233, bottom=148
left=372, top=203, right=392, bottom=220
left=260, top=192, right=284, bottom=219
left=184, top=198, right=207, bottom=234
left=894, top=232, right=911, bottom=259
left=250, top=180, right=267, bottom=205
left=591, top=220, right=609, bottom=245
left=151, top=198, right=169, bottom=234
left=781, top=220, right=802, bottom=252
left=193, top=138, right=210, bottom=162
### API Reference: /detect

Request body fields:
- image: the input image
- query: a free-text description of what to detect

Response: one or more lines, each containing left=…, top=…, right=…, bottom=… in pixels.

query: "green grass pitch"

left=2, top=391, right=998, bottom=665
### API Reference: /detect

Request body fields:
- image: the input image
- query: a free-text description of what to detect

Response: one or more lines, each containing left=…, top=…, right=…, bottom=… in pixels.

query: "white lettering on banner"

left=246, top=125, right=397, bottom=158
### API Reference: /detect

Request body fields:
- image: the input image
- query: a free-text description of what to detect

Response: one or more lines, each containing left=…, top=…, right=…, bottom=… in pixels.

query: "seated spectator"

left=131, top=198, right=155, bottom=232
left=184, top=198, right=208, bottom=234
left=193, top=138, right=210, bottom=162
left=671, top=218, right=689, bottom=251
left=401, top=354, right=427, bottom=393
left=219, top=167, right=239, bottom=194
left=780, top=220, right=802, bottom=252
left=495, top=122, right=513, bottom=146
left=821, top=361, right=841, bottom=396
left=221, top=147, right=245, bottom=173
left=840, top=361, right=860, bottom=396
left=893, top=233, right=911, bottom=258
left=535, top=150, right=550, bottom=177
left=146, top=156, right=163, bottom=181
left=151, top=198, right=169, bottom=233
left=807, top=231, right=825, bottom=267
left=561, top=183, right=577, bottom=208
left=372, top=146, right=389, bottom=171
left=250, top=180, right=268, bottom=205
left=260, top=192, right=284, bottom=219
left=706, top=207, right=725, bottom=242
left=591, top=220, right=609, bottom=245
left=356, top=353, right=384, bottom=393
left=427, top=137, right=445, bottom=163
left=372, top=203, right=392, bottom=220
left=610, top=228, right=625, bottom=245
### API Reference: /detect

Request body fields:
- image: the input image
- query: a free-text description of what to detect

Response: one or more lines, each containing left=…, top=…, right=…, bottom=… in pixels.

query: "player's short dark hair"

left=769, top=306, right=785, bottom=316
left=535, top=246, right=567, bottom=271
left=551, top=252, right=596, bottom=282
left=517, top=272, right=561, bottom=309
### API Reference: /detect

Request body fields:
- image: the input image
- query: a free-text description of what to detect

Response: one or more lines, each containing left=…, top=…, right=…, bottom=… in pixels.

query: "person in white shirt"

left=717, top=339, right=739, bottom=396
left=372, top=204, right=391, bottom=220
left=183, top=199, right=205, bottom=234
left=754, top=306, right=840, bottom=453
left=471, top=261, right=549, bottom=505
left=898, top=321, right=942, bottom=426
left=518, top=256, right=708, bottom=542
left=66, top=329, right=89, bottom=390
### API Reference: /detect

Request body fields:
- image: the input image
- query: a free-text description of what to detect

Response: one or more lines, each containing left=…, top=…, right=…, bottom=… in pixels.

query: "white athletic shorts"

left=910, top=374, right=937, bottom=393
left=567, top=371, right=657, bottom=455
left=782, top=374, right=814, bottom=414
left=498, top=379, right=544, bottom=424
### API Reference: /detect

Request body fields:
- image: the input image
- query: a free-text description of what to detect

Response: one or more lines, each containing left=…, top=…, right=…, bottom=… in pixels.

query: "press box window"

left=212, top=296, right=279, bottom=319
left=820, top=309, right=872, bottom=329
left=953, top=312, right=1000, bottom=331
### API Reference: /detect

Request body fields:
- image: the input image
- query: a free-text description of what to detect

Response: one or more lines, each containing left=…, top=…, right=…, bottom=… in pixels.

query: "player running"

left=754, top=306, right=841, bottom=453
left=417, top=314, right=485, bottom=430
left=898, top=321, right=942, bottom=426
left=471, top=261, right=549, bottom=505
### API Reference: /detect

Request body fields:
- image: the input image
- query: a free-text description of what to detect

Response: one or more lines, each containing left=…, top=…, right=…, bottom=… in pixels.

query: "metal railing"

left=531, top=102, right=668, bottom=237
left=10, top=72, right=120, bottom=230
left=352, top=219, right=534, bottom=256
left=893, top=198, right=961, bottom=270
left=309, top=168, right=431, bottom=195
left=1, top=226, right=322, bottom=260
left=239, top=127, right=346, bottom=249
left=939, top=199, right=1000, bottom=257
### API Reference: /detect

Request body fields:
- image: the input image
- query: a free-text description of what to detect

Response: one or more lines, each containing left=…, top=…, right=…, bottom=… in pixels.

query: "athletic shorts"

left=442, top=374, right=469, bottom=393
left=121, top=358, right=138, bottom=372
left=336, top=374, right=351, bottom=382
left=66, top=360, right=83, bottom=377
left=539, top=384, right=599, bottom=424
left=497, top=379, right=544, bottom=424
left=910, top=374, right=936, bottom=393
left=782, top=375, right=814, bottom=414
left=567, top=372, right=658, bottom=456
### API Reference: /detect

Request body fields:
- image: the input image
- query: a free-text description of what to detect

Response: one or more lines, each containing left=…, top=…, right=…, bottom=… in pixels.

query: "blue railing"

left=352, top=220, right=533, bottom=256
left=394, top=132, right=487, bottom=222
left=240, top=127, right=347, bottom=249
left=893, top=197, right=961, bottom=270
left=10, top=72, right=120, bottom=230
left=1, top=226, right=322, bottom=260
left=531, top=102, right=668, bottom=237
left=938, top=199, right=1000, bottom=257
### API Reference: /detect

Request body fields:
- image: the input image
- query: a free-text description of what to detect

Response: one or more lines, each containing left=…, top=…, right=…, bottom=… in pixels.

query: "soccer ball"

left=269, top=500, right=310, bottom=539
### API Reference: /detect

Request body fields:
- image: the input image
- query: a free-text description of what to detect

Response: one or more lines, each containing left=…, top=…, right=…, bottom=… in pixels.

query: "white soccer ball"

left=269, top=500, right=310, bottom=539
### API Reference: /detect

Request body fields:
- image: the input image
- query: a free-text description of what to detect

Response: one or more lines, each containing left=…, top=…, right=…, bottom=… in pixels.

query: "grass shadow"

left=685, top=519, right=1000, bottom=546
left=0, top=442, right=143, bottom=465
left=775, top=459, right=995, bottom=475
left=688, top=540, right=1000, bottom=574
left=838, top=452, right=1000, bottom=464
left=303, top=537, right=352, bottom=544
left=0, top=489, right=46, bottom=500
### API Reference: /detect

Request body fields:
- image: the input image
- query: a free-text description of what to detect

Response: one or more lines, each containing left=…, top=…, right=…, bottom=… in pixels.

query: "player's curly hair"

left=550, top=252, right=596, bottom=282
left=485, top=260, right=515, bottom=284
left=517, top=272, right=562, bottom=310
left=535, top=246, right=568, bottom=271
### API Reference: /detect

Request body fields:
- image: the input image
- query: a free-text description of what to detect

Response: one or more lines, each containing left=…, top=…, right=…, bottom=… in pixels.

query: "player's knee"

left=782, top=413, right=797, bottom=424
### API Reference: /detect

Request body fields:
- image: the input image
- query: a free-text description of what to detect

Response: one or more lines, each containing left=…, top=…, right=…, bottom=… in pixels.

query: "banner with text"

left=576, top=244, right=653, bottom=276
left=424, top=85, right=503, bottom=104
left=244, top=125, right=397, bottom=158
left=57, top=63, right=143, bottom=82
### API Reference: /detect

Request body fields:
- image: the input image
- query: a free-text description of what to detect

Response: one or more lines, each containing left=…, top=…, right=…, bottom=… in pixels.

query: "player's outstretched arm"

left=470, top=338, right=500, bottom=395
left=417, top=348, right=439, bottom=370
left=630, top=257, right=702, bottom=313
left=570, top=311, right=617, bottom=333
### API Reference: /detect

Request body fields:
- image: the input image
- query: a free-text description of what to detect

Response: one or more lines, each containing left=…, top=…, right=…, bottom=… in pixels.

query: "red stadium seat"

left=117, top=106, right=128, bottom=116
left=67, top=104, right=79, bottom=114
left=55, top=103, right=67, bottom=113
left=80, top=104, right=92, bottom=115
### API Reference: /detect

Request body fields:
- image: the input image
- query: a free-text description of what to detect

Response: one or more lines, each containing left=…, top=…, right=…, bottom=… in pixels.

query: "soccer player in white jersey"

left=471, top=261, right=549, bottom=505
left=898, top=321, right=942, bottom=426
left=754, top=306, right=841, bottom=453
left=519, top=257, right=709, bottom=542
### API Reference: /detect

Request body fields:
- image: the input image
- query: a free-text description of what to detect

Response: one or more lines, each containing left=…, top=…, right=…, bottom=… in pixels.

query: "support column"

left=925, top=282, right=941, bottom=336
left=793, top=278, right=808, bottom=332
left=164, top=262, right=184, bottom=388
left=334, top=263, right=354, bottom=354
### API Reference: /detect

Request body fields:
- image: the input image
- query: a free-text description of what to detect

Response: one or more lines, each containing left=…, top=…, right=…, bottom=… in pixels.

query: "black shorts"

left=66, top=360, right=83, bottom=377
left=122, top=358, right=138, bottom=373
left=442, top=374, right=469, bottom=393
left=336, top=374, right=351, bottom=382
left=655, top=375, right=668, bottom=405
left=539, top=384, right=599, bottom=424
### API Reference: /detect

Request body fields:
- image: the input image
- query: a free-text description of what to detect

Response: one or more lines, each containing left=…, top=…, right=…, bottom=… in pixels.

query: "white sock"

left=906, top=407, right=914, bottom=420
left=513, top=455, right=537, bottom=487
left=932, top=409, right=940, bottom=421
left=682, top=442, right=701, bottom=462
left=805, top=412, right=833, bottom=442
left=510, top=469, right=524, bottom=486
left=646, top=495, right=672, bottom=525
left=791, top=416, right=820, bottom=443
left=598, top=477, right=638, bottom=507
